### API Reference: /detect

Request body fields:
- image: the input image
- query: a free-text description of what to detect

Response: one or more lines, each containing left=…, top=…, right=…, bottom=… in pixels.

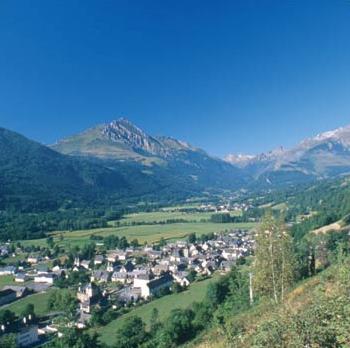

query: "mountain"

left=225, top=125, right=350, bottom=187
left=51, top=118, right=246, bottom=191
left=0, top=127, right=130, bottom=212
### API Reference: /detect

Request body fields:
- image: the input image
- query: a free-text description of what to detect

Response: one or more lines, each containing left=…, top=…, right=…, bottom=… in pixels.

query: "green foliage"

left=161, top=308, right=195, bottom=345
left=187, top=232, right=196, bottom=243
left=114, top=316, right=148, bottom=348
left=0, top=333, right=16, bottom=348
left=253, top=213, right=295, bottom=303
left=47, top=290, right=77, bottom=318
left=20, top=303, right=35, bottom=319
left=0, top=309, right=16, bottom=326
left=47, top=328, right=101, bottom=348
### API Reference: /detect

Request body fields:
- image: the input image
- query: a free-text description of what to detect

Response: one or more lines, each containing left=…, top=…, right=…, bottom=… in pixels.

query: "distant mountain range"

left=225, top=125, right=350, bottom=186
left=2, top=119, right=350, bottom=215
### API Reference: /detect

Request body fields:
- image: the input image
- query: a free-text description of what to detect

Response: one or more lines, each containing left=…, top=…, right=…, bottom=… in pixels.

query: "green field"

left=54, top=222, right=255, bottom=243
left=0, top=275, right=17, bottom=288
left=119, top=210, right=241, bottom=225
left=20, top=221, right=256, bottom=249
left=4, top=289, right=55, bottom=316
left=97, top=275, right=220, bottom=346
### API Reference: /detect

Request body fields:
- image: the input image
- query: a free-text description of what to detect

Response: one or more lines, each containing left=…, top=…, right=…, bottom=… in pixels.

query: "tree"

left=130, top=239, right=139, bottom=248
left=47, top=328, right=101, bottom=348
left=162, top=309, right=195, bottom=344
left=46, top=236, right=54, bottom=249
left=0, top=334, right=16, bottom=348
left=150, top=308, right=161, bottom=335
left=253, top=213, right=295, bottom=303
left=48, top=290, right=77, bottom=319
left=187, top=233, right=196, bottom=244
left=21, top=303, right=35, bottom=320
left=114, top=316, right=147, bottom=348
left=172, top=282, right=184, bottom=293
left=0, top=309, right=16, bottom=326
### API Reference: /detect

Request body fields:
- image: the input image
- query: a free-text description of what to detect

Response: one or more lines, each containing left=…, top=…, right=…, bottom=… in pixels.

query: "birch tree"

left=253, top=212, right=295, bottom=303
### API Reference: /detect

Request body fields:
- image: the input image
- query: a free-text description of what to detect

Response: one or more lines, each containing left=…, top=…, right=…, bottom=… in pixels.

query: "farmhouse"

left=0, top=288, right=17, bottom=305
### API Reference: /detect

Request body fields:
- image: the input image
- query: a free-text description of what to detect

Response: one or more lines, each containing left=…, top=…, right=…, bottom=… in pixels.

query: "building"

left=3, top=286, right=28, bottom=298
left=94, top=255, right=104, bottom=266
left=0, top=288, right=17, bottom=305
left=27, top=256, right=39, bottom=264
left=90, top=270, right=111, bottom=283
left=35, top=264, right=49, bottom=274
left=0, top=265, right=17, bottom=276
left=77, top=283, right=99, bottom=303
left=111, top=272, right=128, bottom=283
left=16, top=325, right=39, bottom=347
left=134, top=273, right=173, bottom=299
left=173, top=272, right=190, bottom=287
left=15, top=273, right=28, bottom=283
left=34, top=273, right=56, bottom=284
left=80, top=260, right=91, bottom=270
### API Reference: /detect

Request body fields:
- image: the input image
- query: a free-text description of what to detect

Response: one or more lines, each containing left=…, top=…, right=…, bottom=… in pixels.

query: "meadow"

left=17, top=209, right=253, bottom=249
left=4, top=289, right=55, bottom=316
left=119, top=210, right=241, bottom=224
left=21, top=221, right=255, bottom=249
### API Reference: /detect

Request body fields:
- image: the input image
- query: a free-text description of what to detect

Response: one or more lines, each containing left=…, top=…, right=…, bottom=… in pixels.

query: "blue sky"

left=1, top=1, right=350, bottom=157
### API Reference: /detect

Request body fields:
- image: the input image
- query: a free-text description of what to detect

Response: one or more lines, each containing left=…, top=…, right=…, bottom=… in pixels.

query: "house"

left=106, top=262, right=118, bottom=272
left=173, top=272, right=190, bottom=287
left=15, top=273, right=28, bottom=283
left=152, top=263, right=169, bottom=276
left=27, top=256, right=40, bottom=264
left=116, top=286, right=141, bottom=304
left=35, top=264, right=49, bottom=274
left=222, top=249, right=237, bottom=261
left=115, top=250, right=127, bottom=261
left=80, top=260, right=91, bottom=270
left=0, top=265, right=17, bottom=276
left=147, top=250, right=162, bottom=261
left=16, top=325, right=39, bottom=347
left=0, top=245, right=9, bottom=257
left=90, top=270, right=111, bottom=283
left=107, top=251, right=119, bottom=263
left=146, top=273, right=173, bottom=298
left=53, top=268, right=66, bottom=279
left=94, top=255, right=104, bottom=266
left=3, top=285, right=28, bottom=298
left=0, top=288, right=17, bottom=305
left=34, top=273, right=56, bottom=284
left=111, top=272, right=128, bottom=284
left=120, top=261, right=134, bottom=273
left=134, top=272, right=173, bottom=299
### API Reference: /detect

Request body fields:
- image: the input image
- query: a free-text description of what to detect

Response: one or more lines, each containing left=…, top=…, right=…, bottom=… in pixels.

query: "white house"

left=34, top=273, right=56, bottom=284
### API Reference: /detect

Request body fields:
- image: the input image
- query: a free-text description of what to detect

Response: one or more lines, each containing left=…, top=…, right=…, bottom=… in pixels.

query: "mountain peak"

left=300, top=124, right=350, bottom=147
left=101, top=118, right=162, bottom=155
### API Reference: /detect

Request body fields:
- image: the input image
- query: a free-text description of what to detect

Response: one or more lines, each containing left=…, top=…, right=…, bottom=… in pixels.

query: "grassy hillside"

left=189, top=259, right=350, bottom=348
left=97, top=275, right=220, bottom=346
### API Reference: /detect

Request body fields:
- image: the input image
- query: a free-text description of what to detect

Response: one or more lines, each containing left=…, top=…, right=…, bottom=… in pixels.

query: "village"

left=0, top=228, right=254, bottom=347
